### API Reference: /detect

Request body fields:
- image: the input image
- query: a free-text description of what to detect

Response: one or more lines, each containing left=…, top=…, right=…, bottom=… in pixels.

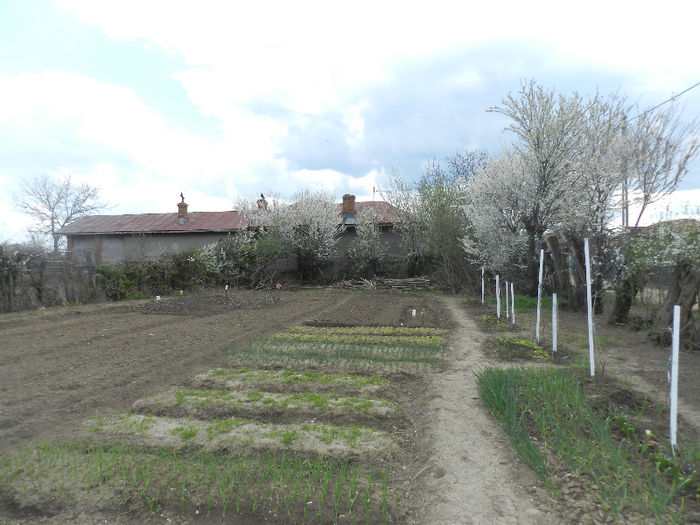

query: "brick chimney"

left=342, top=194, right=356, bottom=214
left=341, top=194, right=356, bottom=225
left=177, top=193, right=188, bottom=224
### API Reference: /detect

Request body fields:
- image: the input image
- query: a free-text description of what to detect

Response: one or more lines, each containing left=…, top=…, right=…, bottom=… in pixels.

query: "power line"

left=629, top=80, right=700, bottom=121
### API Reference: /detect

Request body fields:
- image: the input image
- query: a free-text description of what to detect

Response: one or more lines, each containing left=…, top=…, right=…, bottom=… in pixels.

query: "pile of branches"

left=335, top=277, right=433, bottom=291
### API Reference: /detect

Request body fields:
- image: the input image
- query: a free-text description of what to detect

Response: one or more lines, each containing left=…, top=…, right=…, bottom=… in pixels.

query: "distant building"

left=58, top=194, right=400, bottom=266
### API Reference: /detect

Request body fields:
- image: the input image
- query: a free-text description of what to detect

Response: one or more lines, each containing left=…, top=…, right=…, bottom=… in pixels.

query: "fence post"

left=670, top=304, right=680, bottom=452
left=584, top=238, right=595, bottom=377
left=552, top=293, right=558, bottom=354
left=505, top=280, right=509, bottom=318
left=495, top=274, right=501, bottom=318
left=510, top=282, right=515, bottom=325
left=481, top=266, right=485, bottom=304
left=536, top=249, right=544, bottom=343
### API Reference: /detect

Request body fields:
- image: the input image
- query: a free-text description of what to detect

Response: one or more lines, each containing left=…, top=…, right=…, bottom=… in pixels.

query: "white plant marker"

left=670, top=304, right=680, bottom=452
left=481, top=266, right=485, bottom=304
left=535, top=249, right=544, bottom=343
left=510, top=282, right=515, bottom=325
left=584, top=238, right=595, bottom=377
left=495, top=275, right=501, bottom=318
left=552, top=293, right=558, bottom=354
left=505, top=280, right=510, bottom=318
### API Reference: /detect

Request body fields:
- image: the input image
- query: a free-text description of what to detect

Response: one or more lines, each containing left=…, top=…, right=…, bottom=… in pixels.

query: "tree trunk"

left=524, top=224, right=539, bottom=296
left=545, top=235, right=571, bottom=301
left=565, top=238, right=587, bottom=312
left=649, top=260, right=700, bottom=350
left=609, top=274, right=639, bottom=325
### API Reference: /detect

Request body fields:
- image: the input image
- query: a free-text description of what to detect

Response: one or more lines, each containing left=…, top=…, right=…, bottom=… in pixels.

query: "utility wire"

left=629, top=80, right=700, bottom=121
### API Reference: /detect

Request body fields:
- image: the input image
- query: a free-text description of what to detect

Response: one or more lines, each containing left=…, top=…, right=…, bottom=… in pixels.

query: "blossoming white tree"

left=487, top=80, right=588, bottom=293
left=262, top=189, right=340, bottom=279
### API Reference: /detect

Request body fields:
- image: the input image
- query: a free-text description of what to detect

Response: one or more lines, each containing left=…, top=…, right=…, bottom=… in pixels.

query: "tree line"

left=4, top=80, right=698, bottom=347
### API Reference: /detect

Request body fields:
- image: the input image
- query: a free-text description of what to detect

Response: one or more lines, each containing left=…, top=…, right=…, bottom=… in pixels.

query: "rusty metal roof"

left=58, top=211, right=247, bottom=235
left=352, top=201, right=399, bottom=224
left=58, top=201, right=400, bottom=236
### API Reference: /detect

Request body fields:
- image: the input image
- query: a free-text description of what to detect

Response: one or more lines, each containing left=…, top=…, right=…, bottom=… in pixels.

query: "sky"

left=1, top=0, right=699, bottom=243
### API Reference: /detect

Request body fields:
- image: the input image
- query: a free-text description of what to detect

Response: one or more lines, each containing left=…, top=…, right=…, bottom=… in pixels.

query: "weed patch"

left=489, top=336, right=551, bottom=361
left=88, top=413, right=397, bottom=460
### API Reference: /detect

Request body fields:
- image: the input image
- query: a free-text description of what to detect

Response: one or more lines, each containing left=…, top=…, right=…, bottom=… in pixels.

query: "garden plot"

left=227, top=327, right=446, bottom=373
left=190, top=368, right=397, bottom=398
left=2, top=444, right=396, bottom=523
left=1, top=321, right=438, bottom=523
left=131, top=387, right=403, bottom=428
left=290, top=325, right=445, bottom=336
left=86, top=413, right=397, bottom=461
left=0, top=289, right=454, bottom=523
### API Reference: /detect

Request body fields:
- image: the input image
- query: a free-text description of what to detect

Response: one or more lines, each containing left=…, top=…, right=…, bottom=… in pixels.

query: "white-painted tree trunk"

left=495, top=275, right=501, bottom=318
left=505, top=280, right=509, bottom=318
left=481, top=266, right=485, bottom=304
left=536, top=249, right=544, bottom=343
left=584, top=238, right=595, bottom=377
left=670, top=304, right=680, bottom=452
left=552, top=293, right=558, bottom=354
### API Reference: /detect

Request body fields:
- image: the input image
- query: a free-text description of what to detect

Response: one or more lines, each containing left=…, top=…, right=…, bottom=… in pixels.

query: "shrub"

left=96, top=265, right=144, bottom=301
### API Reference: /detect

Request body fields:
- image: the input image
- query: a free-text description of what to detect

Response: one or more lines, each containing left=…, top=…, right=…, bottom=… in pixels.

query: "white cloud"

left=54, top=0, right=700, bottom=91
left=291, top=168, right=343, bottom=192
left=347, top=169, right=383, bottom=201
left=629, top=188, right=700, bottom=226
left=0, top=71, right=223, bottom=178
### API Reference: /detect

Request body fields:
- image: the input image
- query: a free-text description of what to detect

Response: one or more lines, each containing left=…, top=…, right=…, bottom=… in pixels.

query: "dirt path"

left=416, top=296, right=561, bottom=525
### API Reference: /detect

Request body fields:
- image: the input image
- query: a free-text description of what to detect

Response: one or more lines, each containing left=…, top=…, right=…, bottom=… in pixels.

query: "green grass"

left=0, top=444, right=395, bottom=522
left=488, top=294, right=553, bottom=312
left=560, top=331, right=615, bottom=350
left=476, top=367, right=698, bottom=522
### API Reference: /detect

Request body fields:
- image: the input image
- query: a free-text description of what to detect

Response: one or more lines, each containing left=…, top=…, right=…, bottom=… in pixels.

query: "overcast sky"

left=1, top=0, right=699, bottom=242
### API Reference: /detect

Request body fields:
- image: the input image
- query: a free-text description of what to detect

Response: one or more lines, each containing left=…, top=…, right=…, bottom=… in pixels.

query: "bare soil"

left=1, top=288, right=698, bottom=524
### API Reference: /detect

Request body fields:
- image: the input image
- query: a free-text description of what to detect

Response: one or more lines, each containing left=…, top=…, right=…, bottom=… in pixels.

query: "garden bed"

left=131, top=388, right=403, bottom=429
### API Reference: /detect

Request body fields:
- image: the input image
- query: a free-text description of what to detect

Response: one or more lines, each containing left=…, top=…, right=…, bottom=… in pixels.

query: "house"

left=58, top=194, right=400, bottom=266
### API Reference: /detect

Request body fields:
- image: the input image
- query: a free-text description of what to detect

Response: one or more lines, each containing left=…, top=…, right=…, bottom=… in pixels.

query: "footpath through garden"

left=416, top=296, right=562, bottom=525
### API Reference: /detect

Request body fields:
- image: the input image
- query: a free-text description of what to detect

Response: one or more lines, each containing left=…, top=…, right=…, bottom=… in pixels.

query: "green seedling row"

left=0, top=444, right=396, bottom=523
left=259, top=339, right=444, bottom=358
left=272, top=332, right=445, bottom=349
left=291, top=325, right=445, bottom=336
left=230, top=341, right=443, bottom=371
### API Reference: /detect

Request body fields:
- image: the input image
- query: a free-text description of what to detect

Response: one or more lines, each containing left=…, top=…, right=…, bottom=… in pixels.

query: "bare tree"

left=446, top=149, right=488, bottom=187
left=384, top=159, right=476, bottom=291
left=626, top=104, right=699, bottom=227
left=18, top=174, right=107, bottom=253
